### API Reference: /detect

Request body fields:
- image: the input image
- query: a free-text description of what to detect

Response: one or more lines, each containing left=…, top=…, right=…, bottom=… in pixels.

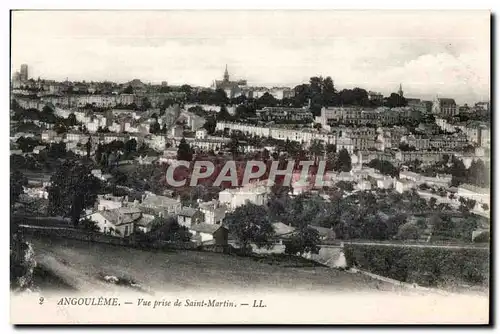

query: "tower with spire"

left=398, top=83, right=404, bottom=97
left=223, top=64, right=230, bottom=82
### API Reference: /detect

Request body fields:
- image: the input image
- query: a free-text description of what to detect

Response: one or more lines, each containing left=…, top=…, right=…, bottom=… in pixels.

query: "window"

left=124, top=225, right=129, bottom=236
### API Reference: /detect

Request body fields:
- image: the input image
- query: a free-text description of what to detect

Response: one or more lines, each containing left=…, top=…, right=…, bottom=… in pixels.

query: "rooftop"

left=178, top=207, right=199, bottom=217
left=142, top=194, right=181, bottom=208
left=189, top=223, right=226, bottom=235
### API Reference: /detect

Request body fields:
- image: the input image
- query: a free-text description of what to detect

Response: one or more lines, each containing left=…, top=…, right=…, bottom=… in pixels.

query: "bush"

left=284, top=227, right=321, bottom=256
left=473, top=231, right=490, bottom=243
left=344, top=244, right=489, bottom=287
left=396, top=222, right=420, bottom=240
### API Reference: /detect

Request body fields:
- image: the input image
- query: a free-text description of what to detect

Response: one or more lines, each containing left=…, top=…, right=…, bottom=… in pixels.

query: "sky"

left=11, top=10, right=490, bottom=104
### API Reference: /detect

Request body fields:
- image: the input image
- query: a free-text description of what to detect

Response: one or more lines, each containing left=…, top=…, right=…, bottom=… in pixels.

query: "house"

left=356, top=180, right=372, bottom=191
left=139, top=192, right=182, bottom=217
left=96, top=194, right=128, bottom=211
left=199, top=200, right=226, bottom=225
left=308, top=225, right=336, bottom=241
left=196, top=129, right=208, bottom=139
left=87, top=207, right=144, bottom=237
left=177, top=207, right=204, bottom=228
left=395, top=179, right=416, bottom=194
left=272, top=222, right=296, bottom=244
left=33, top=145, right=47, bottom=154
left=22, top=185, right=49, bottom=199
left=177, top=111, right=206, bottom=131
left=374, top=176, right=394, bottom=189
left=91, top=169, right=113, bottom=182
left=218, top=182, right=269, bottom=211
left=189, top=223, right=228, bottom=246
left=135, top=214, right=157, bottom=233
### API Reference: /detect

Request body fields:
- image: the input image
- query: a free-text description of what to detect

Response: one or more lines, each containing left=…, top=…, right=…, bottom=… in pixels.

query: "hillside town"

left=11, top=62, right=491, bottom=291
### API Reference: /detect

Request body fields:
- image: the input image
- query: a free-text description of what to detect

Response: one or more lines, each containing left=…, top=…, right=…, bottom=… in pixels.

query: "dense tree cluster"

left=366, top=159, right=399, bottom=177
left=344, top=245, right=489, bottom=287
left=47, top=161, right=101, bottom=226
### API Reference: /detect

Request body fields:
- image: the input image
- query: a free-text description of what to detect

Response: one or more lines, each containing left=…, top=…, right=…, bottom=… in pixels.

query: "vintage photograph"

left=9, top=10, right=491, bottom=324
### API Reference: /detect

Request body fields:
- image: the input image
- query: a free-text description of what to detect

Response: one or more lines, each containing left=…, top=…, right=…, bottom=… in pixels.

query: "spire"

left=223, top=64, right=229, bottom=82
left=398, top=83, right=404, bottom=97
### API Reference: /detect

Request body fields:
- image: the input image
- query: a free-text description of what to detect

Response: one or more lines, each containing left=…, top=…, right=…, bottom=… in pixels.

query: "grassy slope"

left=28, top=236, right=403, bottom=294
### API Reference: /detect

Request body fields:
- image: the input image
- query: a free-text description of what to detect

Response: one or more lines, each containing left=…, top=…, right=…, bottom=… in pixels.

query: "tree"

left=284, top=227, right=321, bottom=256
left=123, top=85, right=134, bottom=94
left=339, top=88, right=369, bottom=106
left=47, top=161, right=101, bottom=227
left=225, top=203, right=275, bottom=253
left=333, top=148, right=352, bottom=172
left=11, top=171, right=27, bottom=207
left=124, top=138, right=138, bottom=153
left=66, top=113, right=77, bottom=127
left=54, top=121, right=67, bottom=134
left=42, top=105, right=54, bottom=115
left=177, top=138, right=193, bottom=161
left=47, top=142, right=67, bottom=159
left=148, top=217, right=192, bottom=242
left=396, top=222, right=420, bottom=240
left=467, top=159, right=489, bottom=188
left=366, top=159, right=398, bottom=177
left=309, top=140, right=325, bottom=164
left=481, top=203, right=489, bottom=211
left=180, top=84, right=193, bottom=94
left=326, top=144, right=336, bottom=154
left=149, top=121, right=161, bottom=134
left=85, top=137, right=92, bottom=158
left=450, top=156, right=468, bottom=186
left=428, top=197, right=437, bottom=210
left=385, top=92, right=407, bottom=108
left=257, top=93, right=278, bottom=108
left=228, top=137, right=240, bottom=157
left=335, top=181, right=354, bottom=192
left=399, top=142, right=412, bottom=151
left=473, top=231, right=490, bottom=243
left=216, top=104, right=231, bottom=121
left=79, top=218, right=100, bottom=233
left=459, top=198, right=477, bottom=213
left=322, top=76, right=336, bottom=106
left=203, top=116, right=217, bottom=134
left=142, top=97, right=152, bottom=110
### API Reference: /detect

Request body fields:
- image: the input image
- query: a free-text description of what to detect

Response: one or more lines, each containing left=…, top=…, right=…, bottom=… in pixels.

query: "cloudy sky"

left=12, top=10, right=490, bottom=104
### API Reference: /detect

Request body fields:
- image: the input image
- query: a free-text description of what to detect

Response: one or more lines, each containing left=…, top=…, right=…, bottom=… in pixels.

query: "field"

left=27, top=235, right=404, bottom=294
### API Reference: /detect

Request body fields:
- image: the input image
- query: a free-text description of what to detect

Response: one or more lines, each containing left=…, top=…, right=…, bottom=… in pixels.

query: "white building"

left=196, top=128, right=208, bottom=139
left=139, top=192, right=182, bottom=217
left=87, top=207, right=145, bottom=238
left=219, top=182, right=270, bottom=211
left=97, top=194, right=128, bottom=211
left=395, top=179, right=416, bottom=194
left=199, top=200, right=226, bottom=225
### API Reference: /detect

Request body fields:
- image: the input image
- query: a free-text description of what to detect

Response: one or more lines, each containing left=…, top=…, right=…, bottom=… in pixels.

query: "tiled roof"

left=142, top=195, right=180, bottom=208
left=272, top=222, right=296, bottom=236
left=98, top=208, right=142, bottom=226
left=178, top=207, right=199, bottom=217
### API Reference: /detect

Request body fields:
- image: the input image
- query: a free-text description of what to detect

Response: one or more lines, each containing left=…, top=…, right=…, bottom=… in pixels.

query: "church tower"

left=398, top=83, right=404, bottom=97
left=223, top=64, right=229, bottom=82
